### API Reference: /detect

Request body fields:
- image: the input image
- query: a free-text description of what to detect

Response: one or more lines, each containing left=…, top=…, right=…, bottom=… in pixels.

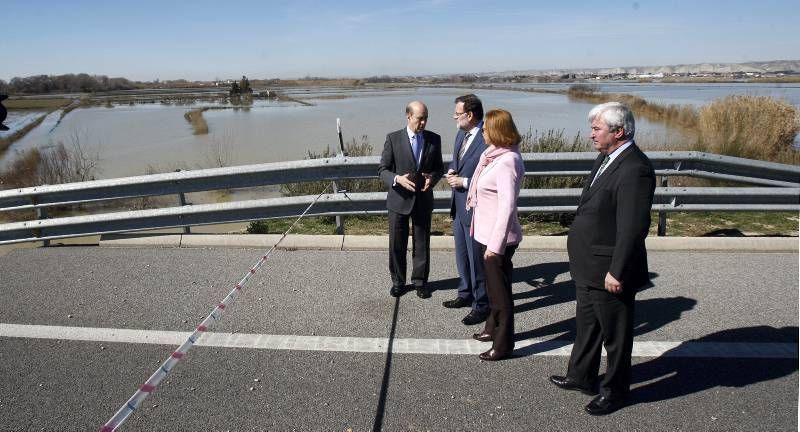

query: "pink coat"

left=470, top=150, right=524, bottom=254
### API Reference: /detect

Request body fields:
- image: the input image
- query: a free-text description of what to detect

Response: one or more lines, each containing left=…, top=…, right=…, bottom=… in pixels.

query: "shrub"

left=280, top=135, right=382, bottom=196
left=696, top=95, right=800, bottom=162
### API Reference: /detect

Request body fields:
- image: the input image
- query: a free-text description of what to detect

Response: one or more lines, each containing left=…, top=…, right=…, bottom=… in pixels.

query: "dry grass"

left=183, top=108, right=209, bottom=135
left=567, top=85, right=698, bottom=130
left=567, top=85, right=800, bottom=163
left=0, top=149, right=41, bottom=188
left=696, top=95, right=800, bottom=163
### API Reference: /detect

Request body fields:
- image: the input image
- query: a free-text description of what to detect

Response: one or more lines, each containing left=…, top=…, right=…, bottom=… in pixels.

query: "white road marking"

left=1, top=323, right=796, bottom=359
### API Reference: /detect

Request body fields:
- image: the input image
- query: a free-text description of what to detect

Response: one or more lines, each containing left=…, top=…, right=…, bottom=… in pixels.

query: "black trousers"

left=567, top=284, right=635, bottom=399
left=478, top=242, right=517, bottom=353
left=388, top=208, right=431, bottom=287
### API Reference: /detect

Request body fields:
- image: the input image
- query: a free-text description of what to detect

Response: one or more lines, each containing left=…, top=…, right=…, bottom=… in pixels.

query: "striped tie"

left=457, top=132, right=471, bottom=162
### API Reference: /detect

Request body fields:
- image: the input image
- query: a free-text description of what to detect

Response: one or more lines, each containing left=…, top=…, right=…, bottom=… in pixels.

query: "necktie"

left=457, top=132, right=471, bottom=162
left=591, top=155, right=611, bottom=186
left=411, top=134, right=421, bottom=167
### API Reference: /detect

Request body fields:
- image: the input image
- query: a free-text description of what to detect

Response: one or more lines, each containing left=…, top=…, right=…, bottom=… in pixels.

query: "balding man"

left=378, top=101, right=444, bottom=299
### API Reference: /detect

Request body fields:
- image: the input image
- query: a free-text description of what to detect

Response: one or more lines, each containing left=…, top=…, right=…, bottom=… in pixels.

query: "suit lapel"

left=401, top=130, right=417, bottom=169
left=579, top=154, right=605, bottom=205
left=580, top=144, right=637, bottom=203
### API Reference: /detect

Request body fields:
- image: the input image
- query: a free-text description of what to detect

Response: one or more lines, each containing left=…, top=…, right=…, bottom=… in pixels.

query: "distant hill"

left=487, top=60, right=800, bottom=77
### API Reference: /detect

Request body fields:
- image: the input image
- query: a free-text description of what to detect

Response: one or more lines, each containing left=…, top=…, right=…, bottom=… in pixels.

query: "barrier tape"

left=100, top=182, right=334, bottom=431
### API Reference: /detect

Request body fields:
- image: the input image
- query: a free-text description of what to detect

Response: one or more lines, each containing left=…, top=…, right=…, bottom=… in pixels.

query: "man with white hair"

left=549, top=102, right=655, bottom=415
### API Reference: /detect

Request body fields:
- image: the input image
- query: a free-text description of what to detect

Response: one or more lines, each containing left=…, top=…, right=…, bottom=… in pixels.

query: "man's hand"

left=445, top=169, right=464, bottom=189
left=395, top=174, right=416, bottom=192
left=484, top=249, right=500, bottom=260
left=604, top=272, right=622, bottom=294
left=421, top=173, right=433, bottom=192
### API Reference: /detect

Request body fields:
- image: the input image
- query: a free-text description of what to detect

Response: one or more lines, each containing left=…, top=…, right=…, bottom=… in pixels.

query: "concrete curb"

left=99, top=233, right=798, bottom=252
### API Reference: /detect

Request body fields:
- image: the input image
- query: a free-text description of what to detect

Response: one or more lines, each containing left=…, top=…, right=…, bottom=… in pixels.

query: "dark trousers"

left=452, top=213, right=487, bottom=313
left=567, top=284, right=635, bottom=399
left=388, top=208, right=431, bottom=287
left=478, top=242, right=517, bottom=353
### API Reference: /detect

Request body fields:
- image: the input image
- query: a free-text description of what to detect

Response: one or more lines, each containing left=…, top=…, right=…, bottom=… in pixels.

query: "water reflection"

left=2, top=85, right=797, bottom=179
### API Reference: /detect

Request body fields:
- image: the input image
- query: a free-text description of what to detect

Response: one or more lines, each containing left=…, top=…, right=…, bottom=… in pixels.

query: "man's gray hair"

left=588, top=102, right=635, bottom=140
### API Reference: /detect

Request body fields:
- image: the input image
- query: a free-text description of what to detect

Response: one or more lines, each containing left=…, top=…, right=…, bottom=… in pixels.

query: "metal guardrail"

left=0, top=152, right=798, bottom=244
left=1, top=151, right=798, bottom=212
left=0, top=188, right=798, bottom=245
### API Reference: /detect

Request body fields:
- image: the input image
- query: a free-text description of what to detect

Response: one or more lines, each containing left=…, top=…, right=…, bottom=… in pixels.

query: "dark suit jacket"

left=449, top=127, right=485, bottom=225
left=378, top=129, right=444, bottom=215
left=567, top=143, right=656, bottom=290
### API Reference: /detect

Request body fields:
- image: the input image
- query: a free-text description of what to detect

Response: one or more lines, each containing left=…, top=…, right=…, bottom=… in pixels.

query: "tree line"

left=0, top=73, right=138, bottom=94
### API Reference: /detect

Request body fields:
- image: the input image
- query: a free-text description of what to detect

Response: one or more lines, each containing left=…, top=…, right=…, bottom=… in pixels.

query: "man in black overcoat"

left=550, top=102, right=656, bottom=415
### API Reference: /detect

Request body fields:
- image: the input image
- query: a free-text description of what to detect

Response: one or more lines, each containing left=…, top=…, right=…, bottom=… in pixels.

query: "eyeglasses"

left=453, top=111, right=467, bottom=118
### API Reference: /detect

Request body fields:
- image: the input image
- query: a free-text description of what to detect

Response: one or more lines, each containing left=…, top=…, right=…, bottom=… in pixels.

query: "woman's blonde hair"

left=482, top=109, right=521, bottom=147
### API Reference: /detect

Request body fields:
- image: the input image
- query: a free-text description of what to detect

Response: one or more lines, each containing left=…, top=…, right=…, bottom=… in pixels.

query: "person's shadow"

left=628, top=325, right=799, bottom=406
left=513, top=295, right=697, bottom=356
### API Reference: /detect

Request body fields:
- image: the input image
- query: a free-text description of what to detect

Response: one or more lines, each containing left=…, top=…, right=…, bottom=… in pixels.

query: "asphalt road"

left=0, top=246, right=797, bottom=431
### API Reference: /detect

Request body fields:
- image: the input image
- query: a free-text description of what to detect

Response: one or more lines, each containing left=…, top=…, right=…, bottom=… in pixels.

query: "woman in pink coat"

left=466, top=109, right=524, bottom=361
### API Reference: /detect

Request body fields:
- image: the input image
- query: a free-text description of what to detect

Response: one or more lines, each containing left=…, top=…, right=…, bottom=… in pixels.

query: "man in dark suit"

left=378, top=101, right=444, bottom=298
left=441, top=94, right=489, bottom=325
left=550, top=102, right=656, bottom=415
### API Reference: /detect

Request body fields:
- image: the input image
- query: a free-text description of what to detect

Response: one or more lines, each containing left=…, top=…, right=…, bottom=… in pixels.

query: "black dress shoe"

left=461, top=310, right=488, bottom=325
left=390, top=285, right=404, bottom=297
left=442, top=297, right=472, bottom=308
left=478, top=348, right=510, bottom=361
left=585, top=395, right=625, bottom=416
left=415, top=284, right=431, bottom=299
left=548, top=375, right=597, bottom=395
left=472, top=332, right=492, bottom=342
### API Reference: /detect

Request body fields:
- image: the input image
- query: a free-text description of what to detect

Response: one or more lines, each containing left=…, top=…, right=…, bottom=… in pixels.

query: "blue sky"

left=2, top=0, right=798, bottom=81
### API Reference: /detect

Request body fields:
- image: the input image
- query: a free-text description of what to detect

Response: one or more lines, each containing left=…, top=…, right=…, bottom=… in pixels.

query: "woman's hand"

left=484, top=249, right=500, bottom=260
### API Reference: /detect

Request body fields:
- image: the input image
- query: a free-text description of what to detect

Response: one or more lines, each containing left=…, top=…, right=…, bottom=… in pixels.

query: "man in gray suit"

left=441, top=94, right=489, bottom=325
left=550, top=102, right=655, bottom=415
left=378, top=101, right=444, bottom=298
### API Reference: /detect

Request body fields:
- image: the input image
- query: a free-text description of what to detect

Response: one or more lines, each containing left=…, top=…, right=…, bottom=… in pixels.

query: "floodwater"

left=1, top=83, right=798, bottom=179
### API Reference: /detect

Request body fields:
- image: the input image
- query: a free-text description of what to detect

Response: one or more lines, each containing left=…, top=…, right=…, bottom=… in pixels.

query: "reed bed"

left=567, top=85, right=800, bottom=163
left=696, top=95, right=800, bottom=163
left=183, top=108, right=209, bottom=135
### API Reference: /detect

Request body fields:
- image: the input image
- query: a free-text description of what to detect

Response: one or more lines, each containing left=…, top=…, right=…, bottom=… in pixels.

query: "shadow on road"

left=372, top=296, right=400, bottom=432
left=628, top=325, right=799, bottom=406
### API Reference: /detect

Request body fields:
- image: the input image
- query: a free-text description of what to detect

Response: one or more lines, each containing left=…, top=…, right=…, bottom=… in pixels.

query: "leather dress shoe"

left=390, top=285, right=404, bottom=297
left=472, top=332, right=492, bottom=342
left=461, top=310, right=488, bottom=325
left=548, top=375, right=597, bottom=395
left=442, top=297, right=472, bottom=308
left=415, top=284, right=431, bottom=299
left=478, top=348, right=511, bottom=361
left=585, top=395, right=625, bottom=416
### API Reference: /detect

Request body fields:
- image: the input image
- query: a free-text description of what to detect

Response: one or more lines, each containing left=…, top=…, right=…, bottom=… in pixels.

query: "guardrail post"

left=177, top=192, right=191, bottom=234
left=36, top=206, right=50, bottom=247
left=333, top=181, right=344, bottom=235
left=175, top=169, right=191, bottom=234
left=657, top=176, right=668, bottom=236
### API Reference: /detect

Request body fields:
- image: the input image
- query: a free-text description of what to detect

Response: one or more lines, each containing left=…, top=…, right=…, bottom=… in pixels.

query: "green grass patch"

left=247, top=212, right=798, bottom=237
